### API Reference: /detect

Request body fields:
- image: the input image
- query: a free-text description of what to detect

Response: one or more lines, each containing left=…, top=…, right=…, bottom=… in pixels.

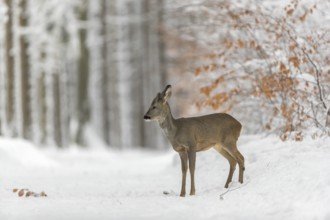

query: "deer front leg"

left=188, top=149, right=196, bottom=195
left=179, top=151, right=188, bottom=197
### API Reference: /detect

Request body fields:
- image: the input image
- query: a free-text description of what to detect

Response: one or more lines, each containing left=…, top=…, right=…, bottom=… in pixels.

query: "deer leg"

left=215, top=147, right=237, bottom=188
left=226, top=148, right=245, bottom=184
left=188, top=149, right=196, bottom=195
left=235, top=150, right=245, bottom=184
left=223, top=142, right=245, bottom=185
left=179, top=151, right=188, bottom=197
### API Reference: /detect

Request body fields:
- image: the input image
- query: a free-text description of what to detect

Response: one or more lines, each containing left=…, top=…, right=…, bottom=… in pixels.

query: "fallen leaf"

left=26, top=191, right=31, bottom=197
left=18, top=189, right=25, bottom=197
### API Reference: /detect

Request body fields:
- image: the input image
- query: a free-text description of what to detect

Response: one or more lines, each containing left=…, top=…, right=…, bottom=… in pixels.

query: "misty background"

left=0, top=0, right=329, bottom=149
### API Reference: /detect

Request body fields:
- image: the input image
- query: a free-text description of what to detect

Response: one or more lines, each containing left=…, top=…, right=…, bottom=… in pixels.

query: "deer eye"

left=152, top=106, right=156, bottom=109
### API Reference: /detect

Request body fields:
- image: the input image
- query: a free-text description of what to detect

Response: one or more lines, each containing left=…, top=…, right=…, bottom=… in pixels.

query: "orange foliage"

left=286, top=9, right=294, bottom=16
left=249, top=41, right=256, bottom=47
left=192, top=0, right=328, bottom=139
left=237, top=39, right=244, bottom=48
left=194, top=67, right=202, bottom=76
left=299, top=11, right=308, bottom=22
left=223, top=39, right=233, bottom=48
left=289, top=57, right=299, bottom=68
left=195, top=63, right=218, bottom=76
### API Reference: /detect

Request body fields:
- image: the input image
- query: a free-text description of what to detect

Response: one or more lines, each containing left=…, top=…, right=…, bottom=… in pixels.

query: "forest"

left=1, top=0, right=330, bottom=220
left=0, top=0, right=330, bottom=149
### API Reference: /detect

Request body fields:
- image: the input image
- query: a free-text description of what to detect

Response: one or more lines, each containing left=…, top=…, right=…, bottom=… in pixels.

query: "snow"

left=1, top=135, right=330, bottom=220
left=0, top=138, right=58, bottom=168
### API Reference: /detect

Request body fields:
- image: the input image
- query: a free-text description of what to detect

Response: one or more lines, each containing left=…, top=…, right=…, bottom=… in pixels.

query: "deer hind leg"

left=235, top=150, right=245, bottom=184
left=224, top=144, right=245, bottom=185
left=214, top=145, right=237, bottom=188
left=225, top=147, right=245, bottom=183
left=220, top=141, right=245, bottom=186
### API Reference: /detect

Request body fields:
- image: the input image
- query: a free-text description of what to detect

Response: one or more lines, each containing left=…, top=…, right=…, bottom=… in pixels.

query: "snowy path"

left=1, top=135, right=330, bottom=220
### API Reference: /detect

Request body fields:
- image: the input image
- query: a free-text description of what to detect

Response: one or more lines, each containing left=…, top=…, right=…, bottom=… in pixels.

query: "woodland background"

left=0, top=0, right=330, bottom=149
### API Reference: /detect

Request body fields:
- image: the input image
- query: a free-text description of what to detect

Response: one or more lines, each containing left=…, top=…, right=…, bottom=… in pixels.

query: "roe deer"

left=144, top=85, right=245, bottom=197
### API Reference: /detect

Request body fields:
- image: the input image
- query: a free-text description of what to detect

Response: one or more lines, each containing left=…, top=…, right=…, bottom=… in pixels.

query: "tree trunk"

left=101, top=0, right=110, bottom=145
left=60, top=71, right=70, bottom=148
left=38, top=72, right=47, bottom=144
left=53, top=74, right=62, bottom=147
left=107, top=0, right=121, bottom=148
left=142, top=0, right=167, bottom=149
left=326, top=108, right=330, bottom=128
left=128, top=0, right=144, bottom=147
left=4, top=0, right=15, bottom=136
left=19, top=0, right=31, bottom=140
left=75, top=1, right=90, bottom=146
left=88, top=0, right=111, bottom=146
left=116, top=0, right=132, bottom=148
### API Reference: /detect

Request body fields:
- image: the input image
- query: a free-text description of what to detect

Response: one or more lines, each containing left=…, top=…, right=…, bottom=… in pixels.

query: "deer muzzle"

left=144, top=115, right=151, bottom=120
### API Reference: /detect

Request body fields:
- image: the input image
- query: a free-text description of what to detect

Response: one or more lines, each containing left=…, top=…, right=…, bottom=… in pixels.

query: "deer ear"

left=162, top=85, right=172, bottom=103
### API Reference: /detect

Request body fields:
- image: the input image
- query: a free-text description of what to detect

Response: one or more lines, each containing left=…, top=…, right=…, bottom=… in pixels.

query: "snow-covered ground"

left=1, top=135, right=330, bottom=220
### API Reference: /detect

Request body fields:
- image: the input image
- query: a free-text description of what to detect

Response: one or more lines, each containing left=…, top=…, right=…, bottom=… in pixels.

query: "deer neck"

left=159, top=103, right=177, bottom=139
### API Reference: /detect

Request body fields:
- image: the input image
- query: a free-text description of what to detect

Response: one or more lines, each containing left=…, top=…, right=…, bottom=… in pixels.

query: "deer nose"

left=144, top=115, right=151, bottom=120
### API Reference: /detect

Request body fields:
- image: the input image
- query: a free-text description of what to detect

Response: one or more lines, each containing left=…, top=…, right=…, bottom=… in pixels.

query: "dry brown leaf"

left=18, top=189, right=25, bottom=197
left=287, top=9, right=294, bottom=16
left=194, top=67, right=202, bottom=76
left=299, top=11, right=308, bottom=22
left=249, top=41, right=256, bottom=47
left=26, top=191, right=31, bottom=197
left=237, top=39, right=244, bottom=48
left=289, top=56, right=299, bottom=68
left=12, top=188, right=47, bottom=198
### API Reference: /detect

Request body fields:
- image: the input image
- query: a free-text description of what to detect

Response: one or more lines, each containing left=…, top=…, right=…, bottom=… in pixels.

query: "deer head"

left=144, top=85, right=172, bottom=122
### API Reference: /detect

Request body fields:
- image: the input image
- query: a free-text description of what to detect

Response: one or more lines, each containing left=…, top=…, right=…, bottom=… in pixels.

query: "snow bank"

left=0, top=138, right=58, bottom=168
